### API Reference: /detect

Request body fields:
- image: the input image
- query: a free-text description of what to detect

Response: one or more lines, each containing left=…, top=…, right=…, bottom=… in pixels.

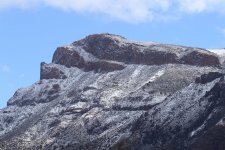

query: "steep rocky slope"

left=0, top=34, right=225, bottom=150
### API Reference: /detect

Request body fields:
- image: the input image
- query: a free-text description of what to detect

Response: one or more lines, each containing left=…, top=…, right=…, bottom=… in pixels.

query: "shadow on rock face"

left=191, top=124, right=225, bottom=150
left=195, top=72, right=224, bottom=84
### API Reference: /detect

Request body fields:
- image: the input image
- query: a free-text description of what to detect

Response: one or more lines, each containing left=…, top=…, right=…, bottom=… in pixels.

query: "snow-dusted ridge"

left=207, top=48, right=225, bottom=55
left=0, top=34, right=225, bottom=149
left=208, top=48, right=225, bottom=64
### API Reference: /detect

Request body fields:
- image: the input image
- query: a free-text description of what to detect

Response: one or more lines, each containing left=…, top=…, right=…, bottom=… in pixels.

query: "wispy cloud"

left=1, top=65, right=10, bottom=73
left=178, top=0, right=225, bottom=13
left=0, top=0, right=225, bottom=23
left=0, top=0, right=39, bottom=9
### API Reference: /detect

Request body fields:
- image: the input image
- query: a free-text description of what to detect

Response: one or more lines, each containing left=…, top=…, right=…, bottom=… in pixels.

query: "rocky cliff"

left=0, top=34, right=225, bottom=150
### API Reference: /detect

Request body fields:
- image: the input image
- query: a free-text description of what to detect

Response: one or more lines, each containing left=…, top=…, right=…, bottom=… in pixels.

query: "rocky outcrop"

left=52, top=46, right=125, bottom=73
left=52, top=34, right=220, bottom=69
left=72, top=34, right=220, bottom=67
left=180, top=50, right=220, bottom=67
left=52, top=47, right=86, bottom=68
left=0, top=34, right=224, bottom=150
left=41, top=62, right=67, bottom=80
left=195, top=72, right=224, bottom=84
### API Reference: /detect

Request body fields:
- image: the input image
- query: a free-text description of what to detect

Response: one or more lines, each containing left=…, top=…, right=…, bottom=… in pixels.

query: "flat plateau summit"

left=1, top=34, right=225, bottom=150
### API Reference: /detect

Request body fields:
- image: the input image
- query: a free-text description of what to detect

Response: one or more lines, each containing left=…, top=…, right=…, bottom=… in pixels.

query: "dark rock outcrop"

left=52, top=47, right=86, bottom=68
left=180, top=50, right=220, bottom=67
left=190, top=124, right=225, bottom=150
left=195, top=72, right=224, bottom=84
left=72, top=34, right=220, bottom=67
left=0, top=34, right=224, bottom=150
left=41, top=62, right=67, bottom=80
left=52, top=46, right=125, bottom=73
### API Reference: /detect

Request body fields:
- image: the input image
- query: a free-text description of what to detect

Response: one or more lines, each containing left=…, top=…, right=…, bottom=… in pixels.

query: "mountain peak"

left=0, top=34, right=225, bottom=150
left=52, top=34, right=220, bottom=71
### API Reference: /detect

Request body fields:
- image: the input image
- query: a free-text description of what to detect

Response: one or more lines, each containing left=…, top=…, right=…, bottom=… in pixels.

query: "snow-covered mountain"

left=208, top=49, right=225, bottom=65
left=0, top=34, right=225, bottom=150
left=208, top=49, right=225, bottom=55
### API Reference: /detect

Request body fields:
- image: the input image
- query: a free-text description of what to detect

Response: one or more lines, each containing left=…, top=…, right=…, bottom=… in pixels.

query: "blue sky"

left=0, top=0, right=225, bottom=108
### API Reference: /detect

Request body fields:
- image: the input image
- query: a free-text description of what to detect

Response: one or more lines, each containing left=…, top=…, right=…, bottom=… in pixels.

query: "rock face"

left=53, top=34, right=220, bottom=68
left=41, top=62, right=67, bottom=80
left=0, top=34, right=224, bottom=150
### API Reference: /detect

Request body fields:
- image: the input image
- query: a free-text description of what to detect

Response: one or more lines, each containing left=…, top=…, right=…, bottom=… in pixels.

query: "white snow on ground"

left=190, top=125, right=204, bottom=137
left=100, top=89, right=124, bottom=107
left=81, top=107, right=102, bottom=120
left=208, top=49, right=225, bottom=63
left=64, top=45, right=98, bottom=62
left=71, top=102, right=87, bottom=109
left=128, top=65, right=163, bottom=88
left=151, top=95, right=167, bottom=104
left=99, top=67, right=166, bottom=107
left=149, top=69, right=165, bottom=82
left=104, top=34, right=157, bottom=47
left=132, top=66, right=144, bottom=78
left=208, top=49, right=225, bottom=55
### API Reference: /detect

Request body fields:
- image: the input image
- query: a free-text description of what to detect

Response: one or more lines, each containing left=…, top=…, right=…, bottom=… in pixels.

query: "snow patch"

left=208, top=49, right=225, bottom=63
left=130, top=66, right=144, bottom=79
left=207, top=49, right=225, bottom=55
left=104, top=34, right=156, bottom=47
left=64, top=45, right=98, bottom=62
left=190, top=125, right=204, bottom=137
left=71, top=102, right=86, bottom=109
left=99, top=88, right=125, bottom=108
left=151, top=95, right=167, bottom=104
left=149, top=69, right=165, bottom=82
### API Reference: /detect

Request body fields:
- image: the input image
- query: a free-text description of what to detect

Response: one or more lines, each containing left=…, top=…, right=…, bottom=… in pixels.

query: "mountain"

left=207, top=49, right=225, bottom=67
left=0, top=33, right=225, bottom=150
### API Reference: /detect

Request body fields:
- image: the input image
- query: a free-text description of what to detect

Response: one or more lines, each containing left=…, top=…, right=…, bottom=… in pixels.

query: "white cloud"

left=179, top=0, right=207, bottom=13
left=0, top=0, right=39, bottom=9
left=1, top=65, right=10, bottom=73
left=43, top=0, right=172, bottom=23
left=178, top=0, right=225, bottom=13
left=0, top=0, right=225, bottom=23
